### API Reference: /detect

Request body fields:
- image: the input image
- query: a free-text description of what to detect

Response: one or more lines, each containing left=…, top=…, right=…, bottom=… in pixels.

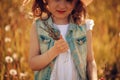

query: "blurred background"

left=0, top=0, right=120, bottom=80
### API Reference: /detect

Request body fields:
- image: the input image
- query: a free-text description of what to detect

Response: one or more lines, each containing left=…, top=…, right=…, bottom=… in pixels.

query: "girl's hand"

left=53, top=35, right=69, bottom=54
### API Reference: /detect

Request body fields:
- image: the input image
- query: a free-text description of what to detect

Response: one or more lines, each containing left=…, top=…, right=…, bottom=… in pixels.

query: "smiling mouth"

left=56, top=10, right=66, bottom=14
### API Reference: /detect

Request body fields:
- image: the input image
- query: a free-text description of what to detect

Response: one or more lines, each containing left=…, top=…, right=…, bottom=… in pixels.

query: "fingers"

left=55, top=41, right=69, bottom=50
left=59, top=47, right=69, bottom=53
left=54, top=37, right=69, bottom=54
left=57, top=42, right=69, bottom=49
left=55, top=39, right=66, bottom=45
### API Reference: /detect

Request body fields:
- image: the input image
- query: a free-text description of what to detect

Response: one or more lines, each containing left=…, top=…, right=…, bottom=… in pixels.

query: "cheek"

left=47, top=2, right=56, bottom=12
left=70, top=1, right=77, bottom=10
left=68, top=6, right=74, bottom=12
left=47, top=5, right=54, bottom=12
left=67, top=2, right=76, bottom=11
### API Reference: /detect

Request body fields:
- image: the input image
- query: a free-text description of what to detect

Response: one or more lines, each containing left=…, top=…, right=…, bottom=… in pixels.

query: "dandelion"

left=5, top=25, right=11, bottom=31
left=4, top=37, right=11, bottom=43
left=20, top=72, right=28, bottom=79
left=9, top=69, right=17, bottom=76
left=5, top=56, right=13, bottom=63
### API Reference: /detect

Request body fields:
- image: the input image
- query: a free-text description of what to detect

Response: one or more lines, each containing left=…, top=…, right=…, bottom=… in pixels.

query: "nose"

left=58, top=1, right=66, bottom=9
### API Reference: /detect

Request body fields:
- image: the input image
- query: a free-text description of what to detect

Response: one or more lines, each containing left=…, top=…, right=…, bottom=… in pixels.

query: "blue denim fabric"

left=34, top=17, right=88, bottom=80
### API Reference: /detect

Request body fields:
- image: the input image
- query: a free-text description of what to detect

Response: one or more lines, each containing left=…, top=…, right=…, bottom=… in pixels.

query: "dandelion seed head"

left=5, top=25, right=11, bottom=31
left=4, top=37, right=11, bottom=43
left=20, top=72, right=26, bottom=78
left=9, top=69, right=17, bottom=76
left=5, top=56, right=13, bottom=63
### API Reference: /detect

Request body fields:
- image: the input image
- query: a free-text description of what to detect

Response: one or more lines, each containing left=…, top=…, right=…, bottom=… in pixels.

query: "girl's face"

left=47, top=0, right=77, bottom=20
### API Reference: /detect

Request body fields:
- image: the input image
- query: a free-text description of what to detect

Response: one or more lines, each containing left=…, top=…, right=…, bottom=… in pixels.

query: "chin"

left=55, top=15, right=68, bottom=19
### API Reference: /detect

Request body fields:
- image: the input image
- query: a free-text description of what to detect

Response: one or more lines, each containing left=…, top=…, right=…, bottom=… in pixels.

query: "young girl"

left=29, top=0, right=98, bottom=80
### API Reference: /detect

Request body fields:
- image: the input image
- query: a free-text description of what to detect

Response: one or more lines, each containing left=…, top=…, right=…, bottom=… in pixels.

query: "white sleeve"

left=85, top=19, right=94, bottom=31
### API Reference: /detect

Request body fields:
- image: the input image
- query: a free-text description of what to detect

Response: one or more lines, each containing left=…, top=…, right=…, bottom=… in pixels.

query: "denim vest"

left=34, top=17, right=88, bottom=80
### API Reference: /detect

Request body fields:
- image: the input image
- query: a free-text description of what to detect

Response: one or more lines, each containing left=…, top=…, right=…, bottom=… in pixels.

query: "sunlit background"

left=0, top=0, right=120, bottom=80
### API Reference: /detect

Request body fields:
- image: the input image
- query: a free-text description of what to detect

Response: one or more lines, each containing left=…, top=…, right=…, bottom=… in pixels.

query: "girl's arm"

left=29, top=23, right=58, bottom=71
left=86, top=30, right=98, bottom=80
left=29, top=23, right=68, bottom=71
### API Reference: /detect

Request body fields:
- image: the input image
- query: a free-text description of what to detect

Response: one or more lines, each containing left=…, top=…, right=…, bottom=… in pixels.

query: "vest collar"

left=45, top=16, right=77, bottom=32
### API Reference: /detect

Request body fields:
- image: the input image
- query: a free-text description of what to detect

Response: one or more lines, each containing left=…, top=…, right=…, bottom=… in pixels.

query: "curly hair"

left=32, top=0, right=87, bottom=24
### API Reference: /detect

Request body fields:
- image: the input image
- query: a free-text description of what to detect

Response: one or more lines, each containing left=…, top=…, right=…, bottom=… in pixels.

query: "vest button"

left=80, top=40, right=83, bottom=45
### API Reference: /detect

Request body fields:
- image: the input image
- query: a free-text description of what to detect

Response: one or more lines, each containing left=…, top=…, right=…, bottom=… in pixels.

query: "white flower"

left=9, top=69, right=17, bottom=76
left=5, top=25, right=11, bottom=31
left=5, top=56, right=13, bottom=63
left=4, top=37, right=11, bottom=43
left=20, top=72, right=28, bottom=79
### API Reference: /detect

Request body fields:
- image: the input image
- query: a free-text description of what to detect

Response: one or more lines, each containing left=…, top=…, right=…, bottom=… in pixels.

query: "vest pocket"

left=74, top=36, right=87, bottom=55
left=40, top=35, right=51, bottom=42
left=39, top=35, right=51, bottom=53
left=75, top=36, right=87, bottom=45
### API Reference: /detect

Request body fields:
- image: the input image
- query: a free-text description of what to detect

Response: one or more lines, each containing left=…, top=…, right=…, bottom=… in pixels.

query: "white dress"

left=50, top=19, right=94, bottom=80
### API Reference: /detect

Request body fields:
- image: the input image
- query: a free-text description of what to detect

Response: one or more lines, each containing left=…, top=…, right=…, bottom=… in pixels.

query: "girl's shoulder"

left=33, top=16, right=52, bottom=24
left=32, top=17, right=45, bottom=29
left=85, top=19, right=94, bottom=31
left=33, top=17, right=42, bottom=23
left=32, top=17, right=47, bottom=26
left=77, top=18, right=94, bottom=31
